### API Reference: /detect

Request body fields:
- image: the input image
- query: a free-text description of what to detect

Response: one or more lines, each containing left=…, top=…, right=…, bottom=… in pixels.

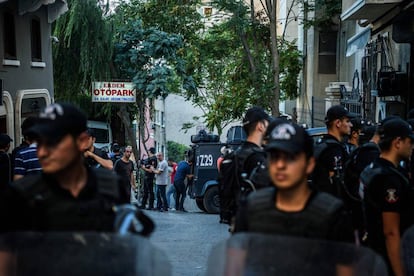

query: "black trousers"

left=141, top=177, right=154, bottom=208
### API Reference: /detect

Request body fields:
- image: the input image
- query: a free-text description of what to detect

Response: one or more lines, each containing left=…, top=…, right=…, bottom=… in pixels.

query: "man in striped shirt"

left=13, top=136, right=42, bottom=180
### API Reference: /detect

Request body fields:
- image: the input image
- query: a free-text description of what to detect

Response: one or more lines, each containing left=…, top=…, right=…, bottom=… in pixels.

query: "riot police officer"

left=234, top=120, right=353, bottom=242
left=360, top=118, right=414, bottom=276
left=312, top=105, right=354, bottom=198
left=0, top=103, right=127, bottom=232
left=219, top=107, right=271, bottom=224
left=139, top=147, right=157, bottom=210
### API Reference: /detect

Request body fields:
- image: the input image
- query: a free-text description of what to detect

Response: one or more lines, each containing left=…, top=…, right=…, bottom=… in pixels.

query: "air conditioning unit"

left=377, top=101, right=405, bottom=122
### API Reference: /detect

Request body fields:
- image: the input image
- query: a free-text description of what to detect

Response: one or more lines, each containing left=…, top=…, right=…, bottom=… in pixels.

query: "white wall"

left=164, top=94, right=240, bottom=146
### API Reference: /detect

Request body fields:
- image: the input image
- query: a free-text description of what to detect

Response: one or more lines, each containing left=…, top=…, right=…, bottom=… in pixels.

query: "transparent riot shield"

left=206, top=233, right=387, bottom=276
left=0, top=232, right=171, bottom=276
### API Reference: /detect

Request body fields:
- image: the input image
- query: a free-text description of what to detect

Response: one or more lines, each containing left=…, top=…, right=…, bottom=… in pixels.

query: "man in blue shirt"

left=173, top=159, right=193, bottom=212
left=11, top=116, right=37, bottom=174
left=13, top=140, right=42, bottom=180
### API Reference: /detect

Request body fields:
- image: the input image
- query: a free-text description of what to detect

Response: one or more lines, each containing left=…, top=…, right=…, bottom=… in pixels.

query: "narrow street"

left=146, top=200, right=230, bottom=276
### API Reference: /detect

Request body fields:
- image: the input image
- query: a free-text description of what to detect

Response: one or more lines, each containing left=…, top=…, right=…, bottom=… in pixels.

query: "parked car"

left=305, top=126, right=327, bottom=143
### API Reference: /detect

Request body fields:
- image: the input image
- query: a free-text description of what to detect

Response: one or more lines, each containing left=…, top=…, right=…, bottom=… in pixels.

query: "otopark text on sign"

left=92, top=82, right=136, bottom=103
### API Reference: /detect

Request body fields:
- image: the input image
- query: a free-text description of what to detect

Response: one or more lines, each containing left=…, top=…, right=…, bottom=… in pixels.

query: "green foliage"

left=108, top=0, right=201, bottom=151
left=192, top=24, right=254, bottom=131
left=279, top=39, right=302, bottom=100
left=188, top=8, right=273, bottom=134
left=52, top=0, right=302, bottom=133
left=302, top=0, right=342, bottom=30
left=189, top=0, right=301, bottom=133
left=129, top=0, right=203, bottom=40
left=167, top=141, right=190, bottom=162
left=113, top=19, right=196, bottom=99
left=114, top=0, right=202, bottom=83
left=52, top=0, right=113, bottom=118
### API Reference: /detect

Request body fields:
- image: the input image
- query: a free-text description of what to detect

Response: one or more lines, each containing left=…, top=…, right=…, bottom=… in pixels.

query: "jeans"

left=174, top=180, right=186, bottom=211
left=156, top=185, right=168, bottom=210
left=166, top=184, right=176, bottom=208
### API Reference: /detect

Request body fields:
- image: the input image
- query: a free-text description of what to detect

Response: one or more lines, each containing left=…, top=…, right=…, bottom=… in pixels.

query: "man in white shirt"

left=153, top=152, right=169, bottom=212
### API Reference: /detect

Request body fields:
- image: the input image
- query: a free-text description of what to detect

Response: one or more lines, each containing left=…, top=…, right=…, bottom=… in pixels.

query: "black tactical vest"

left=243, top=187, right=344, bottom=240
left=312, top=137, right=347, bottom=197
left=13, top=168, right=120, bottom=231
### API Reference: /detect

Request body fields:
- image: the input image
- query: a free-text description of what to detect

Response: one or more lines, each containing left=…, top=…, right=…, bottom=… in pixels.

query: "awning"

left=346, top=28, right=371, bottom=57
left=18, top=0, right=68, bottom=23
left=341, top=0, right=401, bottom=21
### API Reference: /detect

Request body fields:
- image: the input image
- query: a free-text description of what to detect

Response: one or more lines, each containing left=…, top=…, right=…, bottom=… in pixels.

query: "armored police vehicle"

left=187, top=127, right=246, bottom=214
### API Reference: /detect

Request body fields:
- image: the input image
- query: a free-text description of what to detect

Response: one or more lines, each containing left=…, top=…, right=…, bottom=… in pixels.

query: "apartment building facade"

left=296, top=0, right=414, bottom=125
left=0, top=0, right=67, bottom=146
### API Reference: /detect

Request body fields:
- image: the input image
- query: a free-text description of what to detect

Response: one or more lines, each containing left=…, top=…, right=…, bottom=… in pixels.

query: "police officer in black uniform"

left=220, top=107, right=271, bottom=225
left=139, top=147, right=157, bottom=210
left=234, top=120, right=353, bottom=242
left=312, top=105, right=354, bottom=198
left=344, top=117, right=362, bottom=155
left=360, top=118, right=414, bottom=276
left=0, top=103, right=129, bottom=232
left=238, top=106, right=271, bottom=187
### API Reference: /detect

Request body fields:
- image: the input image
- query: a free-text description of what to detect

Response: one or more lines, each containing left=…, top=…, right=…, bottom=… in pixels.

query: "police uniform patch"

left=385, top=189, right=398, bottom=203
left=40, top=103, right=64, bottom=120
left=270, top=123, right=296, bottom=140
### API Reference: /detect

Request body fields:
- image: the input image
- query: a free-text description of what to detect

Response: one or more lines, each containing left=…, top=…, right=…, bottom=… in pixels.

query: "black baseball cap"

left=21, top=116, right=38, bottom=137
left=350, top=117, right=362, bottom=132
left=0, top=134, right=12, bottom=147
left=407, top=119, right=414, bottom=130
left=359, top=125, right=377, bottom=141
left=242, top=106, right=271, bottom=126
left=263, top=118, right=288, bottom=142
left=325, top=105, right=356, bottom=123
left=28, top=103, right=88, bottom=145
left=264, top=120, right=313, bottom=156
left=379, top=118, right=414, bottom=141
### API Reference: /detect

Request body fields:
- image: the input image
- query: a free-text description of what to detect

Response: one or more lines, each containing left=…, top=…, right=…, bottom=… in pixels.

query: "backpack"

left=248, top=158, right=272, bottom=190
left=217, top=147, right=255, bottom=224
left=312, top=137, right=347, bottom=197
left=343, top=143, right=380, bottom=200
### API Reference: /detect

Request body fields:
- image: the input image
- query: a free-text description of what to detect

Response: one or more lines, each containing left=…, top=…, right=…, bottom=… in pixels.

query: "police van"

left=87, top=120, right=113, bottom=153
left=187, top=127, right=246, bottom=214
